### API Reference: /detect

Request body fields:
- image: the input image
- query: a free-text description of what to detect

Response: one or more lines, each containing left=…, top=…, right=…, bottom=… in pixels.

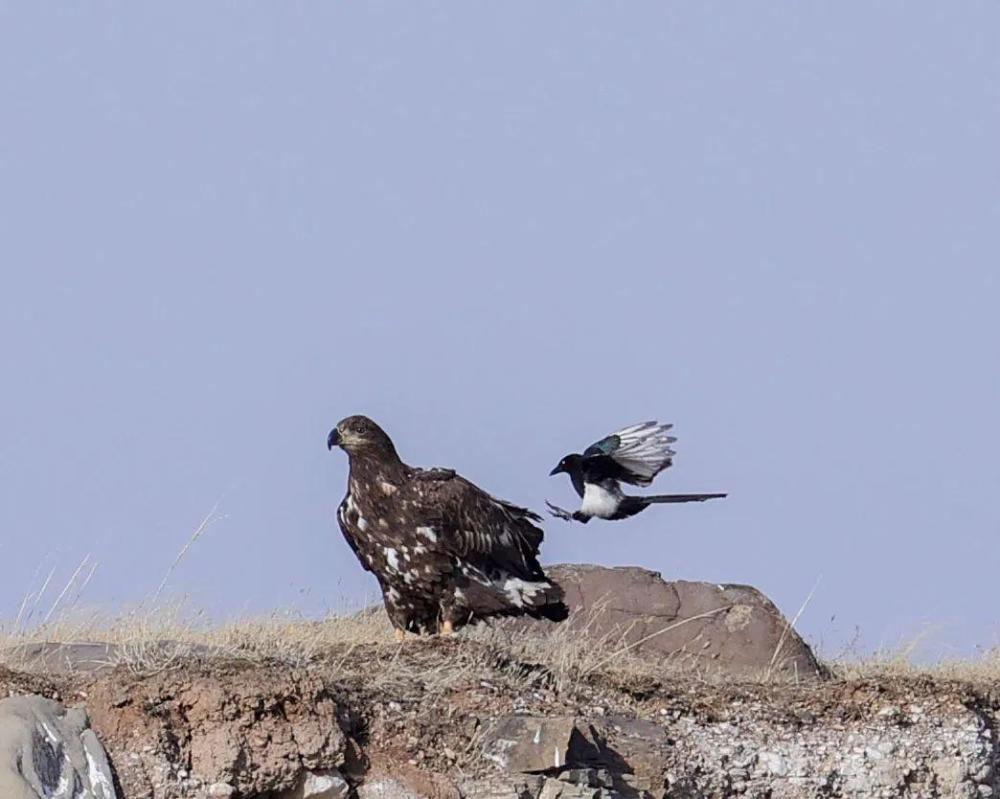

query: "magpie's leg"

left=545, top=501, right=576, bottom=521
left=546, top=501, right=592, bottom=524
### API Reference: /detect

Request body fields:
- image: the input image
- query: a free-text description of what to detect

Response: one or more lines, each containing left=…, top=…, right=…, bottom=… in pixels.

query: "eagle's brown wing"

left=410, top=470, right=547, bottom=582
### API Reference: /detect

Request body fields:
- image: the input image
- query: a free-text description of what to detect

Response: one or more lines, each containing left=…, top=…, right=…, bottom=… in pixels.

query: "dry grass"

left=0, top=522, right=780, bottom=690
left=826, top=643, right=1000, bottom=686
left=5, top=592, right=1000, bottom=696
left=4, top=513, right=999, bottom=693
left=0, top=593, right=750, bottom=696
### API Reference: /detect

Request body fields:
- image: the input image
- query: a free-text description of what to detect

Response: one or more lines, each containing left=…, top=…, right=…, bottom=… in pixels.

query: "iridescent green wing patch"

left=583, top=434, right=621, bottom=457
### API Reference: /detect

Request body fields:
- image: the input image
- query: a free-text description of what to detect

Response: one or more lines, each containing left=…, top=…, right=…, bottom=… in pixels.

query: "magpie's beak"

left=549, top=464, right=563, bottom=476
left=327, top=428, right=341, bottom=450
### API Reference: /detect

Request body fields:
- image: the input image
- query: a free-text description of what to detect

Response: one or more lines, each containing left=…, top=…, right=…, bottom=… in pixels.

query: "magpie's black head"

left=549, top=453, right=583, bottom=477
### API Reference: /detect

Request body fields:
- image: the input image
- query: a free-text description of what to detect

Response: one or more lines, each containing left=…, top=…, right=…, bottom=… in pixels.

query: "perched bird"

left=547, top=421, right=726, bottom=523
left=327, top=415, right=567, bottom=640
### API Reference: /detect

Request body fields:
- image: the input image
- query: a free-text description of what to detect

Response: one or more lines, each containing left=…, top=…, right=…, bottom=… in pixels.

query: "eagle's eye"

left=356, top=421, right=369, bottom=435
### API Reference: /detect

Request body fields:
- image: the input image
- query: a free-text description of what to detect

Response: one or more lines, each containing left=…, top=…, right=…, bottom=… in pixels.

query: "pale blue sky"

left=1, top=4, right=997, bottom=659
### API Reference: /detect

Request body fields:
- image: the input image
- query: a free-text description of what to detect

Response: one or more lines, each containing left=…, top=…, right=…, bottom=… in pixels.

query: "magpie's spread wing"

left=583, top=421, right=676, bottom=487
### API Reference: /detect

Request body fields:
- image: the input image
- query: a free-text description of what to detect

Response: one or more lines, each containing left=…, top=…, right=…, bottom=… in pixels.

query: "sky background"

left=1, top=4, right=997, bottom=660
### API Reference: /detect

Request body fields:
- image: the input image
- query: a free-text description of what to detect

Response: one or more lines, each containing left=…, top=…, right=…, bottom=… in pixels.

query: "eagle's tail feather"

left=498, top=573, right=566, bottom=615
left=528, top=596, right=569, bottom=622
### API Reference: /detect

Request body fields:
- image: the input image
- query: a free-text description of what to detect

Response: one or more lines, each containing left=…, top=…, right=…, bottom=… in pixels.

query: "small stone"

left=277, top=770, right=349, bottom=799
left=208, top=783, right=236, bottom=798
left=757, top=751, right=789, bottom=777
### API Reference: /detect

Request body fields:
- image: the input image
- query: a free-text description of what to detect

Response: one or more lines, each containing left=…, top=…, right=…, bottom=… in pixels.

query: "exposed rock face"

left=56, top=651, right=1000, bottom=798
left=83, top=664, right=348, bottom=799
left=0, top=569, right=992, bottom=798
left=513, top=564, right=822, bottom=680
left=468, top=703, right=999, bottom=798
left=0, top=695, right=117, bottom=799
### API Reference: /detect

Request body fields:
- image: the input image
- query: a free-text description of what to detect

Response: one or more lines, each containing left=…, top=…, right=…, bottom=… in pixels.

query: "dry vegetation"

left=3, top=536, right=1000, bottom=696
left=0, top=596, right=676, bottom=694
left=4, top=592, right=1000, bottom=700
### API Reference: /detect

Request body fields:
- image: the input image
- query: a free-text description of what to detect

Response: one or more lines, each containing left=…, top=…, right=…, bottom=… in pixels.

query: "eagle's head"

left=327, top=415, right=398, bottom=460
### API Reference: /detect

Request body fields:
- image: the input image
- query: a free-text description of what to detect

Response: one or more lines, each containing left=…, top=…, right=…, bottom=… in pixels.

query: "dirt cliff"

left=2, top=636, right=999, bottom=798
left=0, top=567, right=995, bottom=798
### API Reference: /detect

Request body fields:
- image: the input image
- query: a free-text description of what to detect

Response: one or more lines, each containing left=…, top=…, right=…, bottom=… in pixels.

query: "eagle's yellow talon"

left=393, top=628, right=406, bottom=643
left=440, top=619, right=454, bottom=636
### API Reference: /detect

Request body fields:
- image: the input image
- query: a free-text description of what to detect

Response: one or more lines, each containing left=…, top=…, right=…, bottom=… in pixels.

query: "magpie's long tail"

left=613, top=492, right=727, bottom=520
left=643, top=492, right=727, bottom=504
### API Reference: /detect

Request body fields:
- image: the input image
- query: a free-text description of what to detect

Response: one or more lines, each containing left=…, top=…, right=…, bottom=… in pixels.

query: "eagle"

left=327, top=415, right=567, bottom=640
left=547, top=421, right=727, bottom=523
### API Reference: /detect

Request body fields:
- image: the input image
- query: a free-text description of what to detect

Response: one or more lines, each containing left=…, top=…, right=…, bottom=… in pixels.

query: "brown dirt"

left=4, top=637, right=990, bottom=797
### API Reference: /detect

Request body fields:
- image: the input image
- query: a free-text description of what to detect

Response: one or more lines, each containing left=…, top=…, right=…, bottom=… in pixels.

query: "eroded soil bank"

left=3, top=637, right=999, bottom=799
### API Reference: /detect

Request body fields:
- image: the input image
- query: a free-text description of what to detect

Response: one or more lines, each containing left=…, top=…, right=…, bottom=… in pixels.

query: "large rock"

left=481, top=716, right=592, bottom=773
left=0, top=694, right=118, bottom=799
left=524, top=564, right=822, bottom=679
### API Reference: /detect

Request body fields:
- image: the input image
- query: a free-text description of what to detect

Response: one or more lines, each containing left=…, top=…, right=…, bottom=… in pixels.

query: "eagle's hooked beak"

left=327, top=428, right=342, bottom=450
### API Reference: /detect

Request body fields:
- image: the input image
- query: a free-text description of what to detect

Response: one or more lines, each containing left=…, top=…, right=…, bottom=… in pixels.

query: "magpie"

left=547, top=421, right=727, bottom=523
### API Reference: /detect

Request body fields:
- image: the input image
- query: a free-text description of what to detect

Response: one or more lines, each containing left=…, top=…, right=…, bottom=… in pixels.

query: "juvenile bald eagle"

left=327, top=415, right=567, bottom=638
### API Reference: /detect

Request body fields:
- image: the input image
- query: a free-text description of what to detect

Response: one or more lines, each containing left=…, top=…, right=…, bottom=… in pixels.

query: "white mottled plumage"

left=416, top=525, right=438, bottom=542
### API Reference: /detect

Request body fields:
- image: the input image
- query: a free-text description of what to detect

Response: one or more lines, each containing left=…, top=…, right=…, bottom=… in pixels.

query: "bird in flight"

left=328, top=415, right=567, bottom=640
left=547, top=421, right=726, bottom=523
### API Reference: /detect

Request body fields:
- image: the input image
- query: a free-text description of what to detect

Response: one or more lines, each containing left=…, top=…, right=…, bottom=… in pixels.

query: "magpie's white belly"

left=581, top=483, right=621, bottom=519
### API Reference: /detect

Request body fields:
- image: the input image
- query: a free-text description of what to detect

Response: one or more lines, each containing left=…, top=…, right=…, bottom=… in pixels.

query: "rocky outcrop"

left=0, top=568, right=992, bottom=798
left=7, top=668, right=999, bottom=799
left=511, top=564, right=821, bottom=680
left=53, top=648, right=999, bottom=798
left=466, top=702, right=998, bottom=798
left=0, top=695, right=117, bottom=799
